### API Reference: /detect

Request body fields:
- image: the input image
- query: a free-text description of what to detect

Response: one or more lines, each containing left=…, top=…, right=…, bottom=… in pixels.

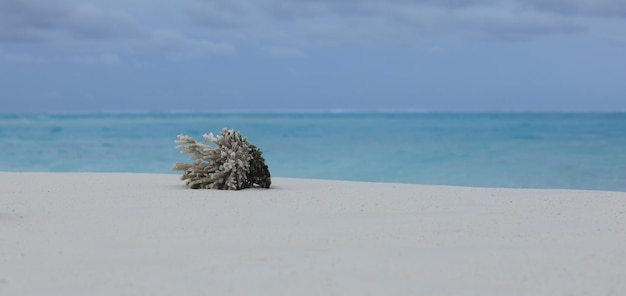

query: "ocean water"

left=1, top=112, right=625, bottom=191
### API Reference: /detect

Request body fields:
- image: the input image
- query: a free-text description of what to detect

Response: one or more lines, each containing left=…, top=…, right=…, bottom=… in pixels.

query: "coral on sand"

left=245, top=143, right=272, bottom=189
left=173, top=128, right=271, bottom=190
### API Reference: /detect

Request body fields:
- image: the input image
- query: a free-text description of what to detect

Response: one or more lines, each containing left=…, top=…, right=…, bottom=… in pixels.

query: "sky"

left=1, top=0, right=625, bottom=113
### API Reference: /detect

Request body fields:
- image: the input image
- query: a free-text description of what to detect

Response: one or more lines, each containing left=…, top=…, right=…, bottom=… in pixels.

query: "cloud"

left=184, top=0, right=252, bottom=29
left=0, top=50, right=49, bottom=63
left=0, top=0, right=147, bottom=43
left=522, top=0, right=626, bottom=18
left=1, top=0, right=624, bottom=63
left=185, top=0, right=621, bottom=44
left=263, top=46, right=308, bottom=58
left=0, top=0, right=234, bottom=62
left=146, top=30, right=235, bottom=59
left=438, top=5, right=587, bottom=41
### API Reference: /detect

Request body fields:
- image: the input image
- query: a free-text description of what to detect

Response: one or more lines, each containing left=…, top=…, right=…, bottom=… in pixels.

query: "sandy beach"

left=2, top=172, right=625, bottom=295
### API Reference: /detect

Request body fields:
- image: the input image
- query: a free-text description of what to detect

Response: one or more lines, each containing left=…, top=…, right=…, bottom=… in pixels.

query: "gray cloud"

left=184, top=0, right=600, bottom=45
left=0, top=0, right=147, bottom=43
left=263, top=46, right=308, bottom=58
left=522, top=0, right=626, bottom=18
left=0, top=0, right=234, bottom=62
left=1, top=0, right=623, bottom=62
left=185, top=0, right=251, bottom=29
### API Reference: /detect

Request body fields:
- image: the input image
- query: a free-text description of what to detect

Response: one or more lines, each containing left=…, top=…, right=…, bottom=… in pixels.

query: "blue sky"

left=1, top=0, right=625, bottom=113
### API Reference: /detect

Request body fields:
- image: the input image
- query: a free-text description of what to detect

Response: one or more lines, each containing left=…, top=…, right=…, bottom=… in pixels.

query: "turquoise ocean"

left=1, top=112, right=625, bottom=191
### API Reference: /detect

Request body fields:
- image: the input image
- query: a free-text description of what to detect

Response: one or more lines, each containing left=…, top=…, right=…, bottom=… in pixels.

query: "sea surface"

left=1, top=112, right=625, bottom=191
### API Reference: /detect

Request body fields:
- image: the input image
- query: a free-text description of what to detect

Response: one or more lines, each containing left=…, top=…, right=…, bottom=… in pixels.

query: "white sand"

left=1, top=172, right=626, bottom=295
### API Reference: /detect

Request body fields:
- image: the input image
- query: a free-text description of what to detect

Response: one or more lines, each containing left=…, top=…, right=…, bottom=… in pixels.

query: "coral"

left=173, top=128, right=271, bottom=190
left=244, top=143, right=272, bottom=189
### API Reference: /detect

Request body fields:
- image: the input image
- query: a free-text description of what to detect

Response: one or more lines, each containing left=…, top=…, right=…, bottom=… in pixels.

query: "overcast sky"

left=1, top=0, right=625, bottom=113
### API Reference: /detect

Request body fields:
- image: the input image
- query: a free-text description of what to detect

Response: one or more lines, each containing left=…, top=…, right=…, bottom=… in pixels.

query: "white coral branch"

left=173, top=128, right=255, bottom=190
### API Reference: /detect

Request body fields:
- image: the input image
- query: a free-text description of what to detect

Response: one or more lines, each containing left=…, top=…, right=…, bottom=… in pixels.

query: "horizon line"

left=1, top=108, right=626, bottom=116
